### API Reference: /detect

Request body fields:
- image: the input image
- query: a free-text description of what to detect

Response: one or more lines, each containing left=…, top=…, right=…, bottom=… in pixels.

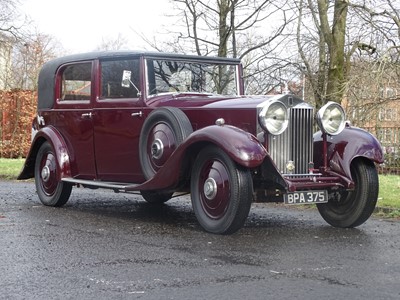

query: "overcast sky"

left=20, top=0, right=174, bottom=54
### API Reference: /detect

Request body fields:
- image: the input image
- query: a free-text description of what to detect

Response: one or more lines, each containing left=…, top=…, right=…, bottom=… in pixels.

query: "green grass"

left=376, top=175, right=400, bottom=216
left=1, top=158, right=399, bottom=212
left=0, top=158, right=25, bottom=180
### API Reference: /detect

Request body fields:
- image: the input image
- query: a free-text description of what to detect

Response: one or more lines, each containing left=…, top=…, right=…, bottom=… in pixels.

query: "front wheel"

left=317, top=159, right=379, bottom=228
left=190, top=145, right=253, bottom=234
left=34, top=142, right=72, bottom=207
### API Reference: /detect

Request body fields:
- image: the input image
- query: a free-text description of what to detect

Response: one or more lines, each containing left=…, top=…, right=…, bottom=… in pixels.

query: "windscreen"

left=146, top=59, right=239, bottom=96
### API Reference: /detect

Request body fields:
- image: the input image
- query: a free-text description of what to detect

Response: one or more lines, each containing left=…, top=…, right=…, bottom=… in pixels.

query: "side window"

left=100, top=59, right=140, bottom=99
left=59, top=62, right=92, bottom=101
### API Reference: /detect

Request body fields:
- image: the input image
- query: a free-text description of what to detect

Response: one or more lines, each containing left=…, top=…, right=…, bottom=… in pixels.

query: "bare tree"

left=296, top=0, right=352, bottom=108
left=147, top=0, right=295, bottom=94
left=351, top=0, right=400, bottom=52
left=0, top=0, right=24, bottom=40
left=139, top=0, right=399, bottom=104
left=0, top=0, right=26, bottom=89
left=344, top=1, right=400, bottom=129
left=95, top=33, right=128, bottom=51
left=296, top=0, right=399, bottom=108
left=1, top=32, right=61, bottom=90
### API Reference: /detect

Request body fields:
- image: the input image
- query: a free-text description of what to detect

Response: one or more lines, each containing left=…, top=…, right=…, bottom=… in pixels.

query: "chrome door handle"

left=81, top=112, right=93, bottom=118
left=131, top=111, right=143, bottom=117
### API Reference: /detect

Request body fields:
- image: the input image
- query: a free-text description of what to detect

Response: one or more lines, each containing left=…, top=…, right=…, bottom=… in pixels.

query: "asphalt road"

left=1, top=180, right=399, bottom=300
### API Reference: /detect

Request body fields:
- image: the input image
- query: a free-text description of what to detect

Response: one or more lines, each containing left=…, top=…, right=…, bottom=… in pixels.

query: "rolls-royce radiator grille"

left=268, top=107, right=314, bottom=174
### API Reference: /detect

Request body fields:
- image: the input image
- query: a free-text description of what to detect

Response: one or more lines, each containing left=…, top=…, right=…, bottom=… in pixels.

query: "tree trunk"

left=318, top=0, right=349, bottom=104
left=217, top=0, right=231, bottom=58
left=326, top=0, right=348, bottom=104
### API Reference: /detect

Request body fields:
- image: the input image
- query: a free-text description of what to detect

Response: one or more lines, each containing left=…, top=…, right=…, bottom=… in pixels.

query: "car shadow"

left=54, top=188, right=371, bottom=241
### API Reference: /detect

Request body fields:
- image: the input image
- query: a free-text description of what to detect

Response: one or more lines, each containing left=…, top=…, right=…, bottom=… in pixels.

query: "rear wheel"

left=317, top=159, right=378, bottom=228
left=34, top=142, right=72, bottom=207
left=190, top=145, right=253, bottom=234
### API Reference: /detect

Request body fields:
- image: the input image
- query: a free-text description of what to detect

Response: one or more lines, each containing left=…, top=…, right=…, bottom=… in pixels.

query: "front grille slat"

left=268, top=106, right=314, bottom=175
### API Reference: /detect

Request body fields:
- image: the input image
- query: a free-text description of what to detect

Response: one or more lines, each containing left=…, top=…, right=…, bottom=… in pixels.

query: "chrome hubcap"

left=151, top=138, right=164, bottom=159
left=41, top=166, right=50, bottom=182
left=203, top=177, right=217, bottom=200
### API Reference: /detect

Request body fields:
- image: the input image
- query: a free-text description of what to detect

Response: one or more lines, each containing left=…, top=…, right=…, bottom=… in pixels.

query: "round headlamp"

left=258, top=101, right=288, bottom=135
left=316, top=101, right=346, bottom=135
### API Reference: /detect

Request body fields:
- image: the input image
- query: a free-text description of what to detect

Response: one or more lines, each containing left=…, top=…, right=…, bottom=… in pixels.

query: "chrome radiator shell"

left=267, top=103, right=314, bottom=174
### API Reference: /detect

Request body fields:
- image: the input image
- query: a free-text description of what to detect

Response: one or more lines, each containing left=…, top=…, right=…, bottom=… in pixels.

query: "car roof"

left=37, top=50, right=241, bottom=110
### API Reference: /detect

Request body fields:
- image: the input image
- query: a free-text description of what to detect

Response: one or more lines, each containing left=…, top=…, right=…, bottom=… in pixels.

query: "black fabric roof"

left=37, top=50, right=241, bottom=110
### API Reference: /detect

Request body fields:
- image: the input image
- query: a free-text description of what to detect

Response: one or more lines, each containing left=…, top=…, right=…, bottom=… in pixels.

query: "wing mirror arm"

left=128, top=78, right=141, bottom=97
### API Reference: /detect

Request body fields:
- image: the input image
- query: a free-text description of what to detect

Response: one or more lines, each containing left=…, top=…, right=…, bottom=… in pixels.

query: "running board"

left=61, top=178, right=190, bottom=198
left=62, top=178, right=140, bottom=192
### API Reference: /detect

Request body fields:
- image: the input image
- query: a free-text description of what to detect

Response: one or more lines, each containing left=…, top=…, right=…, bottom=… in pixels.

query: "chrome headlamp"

left=258, top=101, right=288, bottom=135
left=316, top=101, right=346, bottom=135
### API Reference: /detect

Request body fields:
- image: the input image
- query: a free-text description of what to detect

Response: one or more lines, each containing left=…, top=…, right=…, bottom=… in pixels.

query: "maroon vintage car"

left=18, top=51, right=383, bottom=234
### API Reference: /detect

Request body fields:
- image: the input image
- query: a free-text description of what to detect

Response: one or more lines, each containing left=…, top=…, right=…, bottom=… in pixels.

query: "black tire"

left=34, top=142, right=72, bottom=207
left=317, top=159, right=379, bottom=228
left=140, top=190, right=173, bottom=204
left=190, top=145, right=253, bottom=234
left=139, top=107, right=193, bottom=180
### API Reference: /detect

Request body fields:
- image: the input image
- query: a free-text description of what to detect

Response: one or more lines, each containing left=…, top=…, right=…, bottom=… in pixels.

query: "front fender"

left=185, top=125, right=268, bottom=168
left=313, top=126, right=384, bottom=179
left=18, top=126, right=71, bottom=180
left=133, top=125, right=267, bottom=191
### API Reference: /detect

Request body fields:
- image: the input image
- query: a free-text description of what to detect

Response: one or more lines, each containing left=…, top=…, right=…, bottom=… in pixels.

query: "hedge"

left=0, top=90, right=37, bottom=158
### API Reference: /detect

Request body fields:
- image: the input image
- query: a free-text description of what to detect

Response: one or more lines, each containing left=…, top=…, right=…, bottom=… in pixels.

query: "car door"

left=53, top=61, right=97, bottom=179
left=93, top=57, right=146, bottom=183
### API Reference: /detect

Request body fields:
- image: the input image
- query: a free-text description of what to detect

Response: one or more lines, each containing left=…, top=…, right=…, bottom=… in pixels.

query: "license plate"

left=284, top=190, right=328, bottom=205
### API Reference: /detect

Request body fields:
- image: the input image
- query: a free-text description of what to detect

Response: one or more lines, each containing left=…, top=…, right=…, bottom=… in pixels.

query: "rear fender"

left=313, top=126, right=384, bottom=179
left=135, top=125, right=268, bottom=191
left=18, top=126, right=71, bottom=180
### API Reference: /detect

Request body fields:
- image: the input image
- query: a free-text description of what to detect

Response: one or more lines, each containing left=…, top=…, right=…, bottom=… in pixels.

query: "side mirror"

left=121, top=70, right=132, bottom=88
left=121, top=70, right=140, bottom=96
